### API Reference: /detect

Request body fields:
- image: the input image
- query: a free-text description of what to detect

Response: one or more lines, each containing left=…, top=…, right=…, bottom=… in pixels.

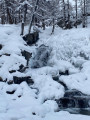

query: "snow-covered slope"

left=0, top=24, right=90, bottom=120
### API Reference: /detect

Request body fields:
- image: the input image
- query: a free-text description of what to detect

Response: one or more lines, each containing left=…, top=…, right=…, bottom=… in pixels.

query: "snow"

left=1, top=24, right=90, bottom=119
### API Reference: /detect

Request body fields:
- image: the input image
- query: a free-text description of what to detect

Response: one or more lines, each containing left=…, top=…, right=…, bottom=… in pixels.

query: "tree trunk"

left=75, top=0, right=77, bottom=28
left=20, top=3, right=27, bottom=35
left=7, top=8, right=13, bottom=24
left=1, top=16, right=5, bottom=24
left=28, top=0, right=39, bottom=34
left=63, top=0, right=66, bottom=28
left=67, top=0, right=70, bottom=28
left=24, top=4, right=27, bottom=23
left=20, top=22, right=24, bottom=35
left=51, top=18, right=55, bottom=34
left=42, top=12, right=45, bottom=30
left=42, top=21, right=45, bottom=30
left=82, top=0, right=86, bottom=28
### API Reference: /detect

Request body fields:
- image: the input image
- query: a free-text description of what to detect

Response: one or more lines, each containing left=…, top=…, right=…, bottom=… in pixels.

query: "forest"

left=0, top=0, right=89, bottom=34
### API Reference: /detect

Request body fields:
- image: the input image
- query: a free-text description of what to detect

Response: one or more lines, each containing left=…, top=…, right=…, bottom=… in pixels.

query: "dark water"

left=61, top=108, right=90, bottom=116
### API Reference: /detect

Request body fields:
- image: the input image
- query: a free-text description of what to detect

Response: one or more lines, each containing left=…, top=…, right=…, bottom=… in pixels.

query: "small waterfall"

left=56, top=89, right=90, bottom=115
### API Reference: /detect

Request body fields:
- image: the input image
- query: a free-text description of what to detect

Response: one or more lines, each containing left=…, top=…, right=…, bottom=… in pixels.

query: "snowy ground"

left=0, top=24, right=90, bottom=120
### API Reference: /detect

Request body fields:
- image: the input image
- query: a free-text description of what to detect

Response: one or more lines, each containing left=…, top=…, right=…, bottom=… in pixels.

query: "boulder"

left=64, top=89, right=85, bottom=98
left=18, top=64, right=28, bottom=73
left=57, top=97, right=75, bottom=108
left=23, top=32, right=39, bottom=45
left=6, top=90, right=15, bottom=94
left=21, top=50, right=32, bottom=66
left=0, top=44, right=2, bottom=50
left=7, top=80, right=13, bottom=84
left=13, top=76, right=34, bottom=85
left=59, top=70, right=69, bottom=76
left=56, top=89, right=90, bottom=109
left=52, top=76, right=59, bottom=81
left=75, top=97, right=89, bottom=108
left=57, top=19, right=73, bottom=29
left=9, top=70, right=16, bottom=73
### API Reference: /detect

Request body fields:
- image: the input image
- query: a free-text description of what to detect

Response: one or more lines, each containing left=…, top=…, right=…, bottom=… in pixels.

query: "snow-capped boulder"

left=57, top=89, right=90, bottom=109
left=13, top=76, right=34, bottom=85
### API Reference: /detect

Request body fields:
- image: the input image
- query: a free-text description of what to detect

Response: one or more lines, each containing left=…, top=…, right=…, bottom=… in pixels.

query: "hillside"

left=0, top=24, right=90, bottom=120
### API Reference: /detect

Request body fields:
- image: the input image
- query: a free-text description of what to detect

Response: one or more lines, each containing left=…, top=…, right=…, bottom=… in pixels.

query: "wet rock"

left=23, top=32, right=39, bottom=45
left=57, top=98, right=75, bottom=108
left=13, top=76, right=34, bottom=85
left=31, top=44, right=51, bottom=68
left=77, top=109, right=90, bottom=115
left=21, top=51, right=32, bottom=66
left=76, top=97, right=89, bottom=108
left=59, top=70, right=69, bottom=76
left=57, top=90, right=90, bottom=109
left=64, top=90, right=85, bottom=97
left=52, top=76, right=59, bottom=81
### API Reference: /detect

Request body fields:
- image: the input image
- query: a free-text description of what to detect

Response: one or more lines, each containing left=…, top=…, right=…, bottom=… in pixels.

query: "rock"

left=9, top=65, right=28, bottom=74
left=13, top=76, right=34, bottom=85
left=52, top=76, right=59, bottom=81
left=0, top=77, right=3, bottom=81
left=9, top=70, right=16, bottom=73
left=18, top=65, right=28, bottom=73
left=59, top=70, right=69, bottom=76
left=6, top=90, right=15, bottom=94
left=57, top=97, right=75, bottom=108
left=57, top=19, right=73, bottom=29
left=31, top=44, right=51, bottom=68
left=32, top=112, right=36, bottom=115
left=0, top=44, right=2, bottom=50
left=0, top=77, right=7, bottom=83
left=0, top=53, right=10, bottom=57
left=4, top=53, right=10, bottom=56
left=56, top=89, right=90, bottom=109
left=23, top=32, right=39, bottom=45
left=21, top=51, right=32, bottom=66
left=64, top=89, right=85, bottom=98
left=75, top=97, right=89, bottom=108
left=18, top=95, right=22, bottom=98
left=7, top=80, right=13, bottom=84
